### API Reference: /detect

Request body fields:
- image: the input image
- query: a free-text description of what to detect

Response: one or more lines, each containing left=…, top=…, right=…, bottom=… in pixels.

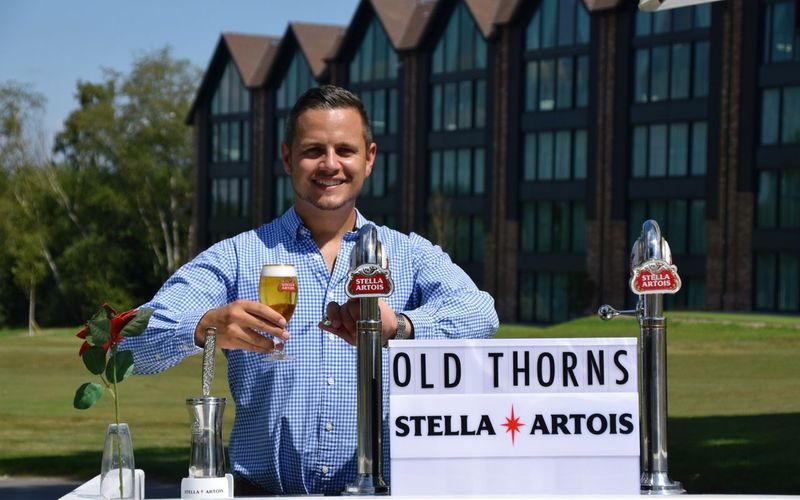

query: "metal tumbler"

left=186, top=396, right=227, bottom=478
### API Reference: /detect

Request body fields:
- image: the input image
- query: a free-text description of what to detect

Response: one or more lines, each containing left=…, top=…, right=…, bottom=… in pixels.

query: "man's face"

left=281, top=107, right=376, bottom=215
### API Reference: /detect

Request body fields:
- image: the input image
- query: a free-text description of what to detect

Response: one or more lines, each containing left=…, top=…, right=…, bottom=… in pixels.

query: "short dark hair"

left=283, top=85, right=373, bottom=150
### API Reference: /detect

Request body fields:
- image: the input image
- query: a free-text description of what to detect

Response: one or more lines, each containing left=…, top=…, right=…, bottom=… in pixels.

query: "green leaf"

left=87, top=309, right=111, bottom=347
left=120, top=308, right=154, bottom=338
left=81, top=345, right=107, bottom=375
left=74, top=382, right=104, bottom=409
left=105, top=350, right=135, bottom=383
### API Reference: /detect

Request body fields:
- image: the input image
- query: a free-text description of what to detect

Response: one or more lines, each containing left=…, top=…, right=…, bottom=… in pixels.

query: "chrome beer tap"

left=343, top=224, right=392, bottom=495
left=599, top=220, right=685, bottom=495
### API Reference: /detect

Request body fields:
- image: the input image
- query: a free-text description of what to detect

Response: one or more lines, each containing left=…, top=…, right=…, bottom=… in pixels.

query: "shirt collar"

left=279, top=206, right=369, bottom=241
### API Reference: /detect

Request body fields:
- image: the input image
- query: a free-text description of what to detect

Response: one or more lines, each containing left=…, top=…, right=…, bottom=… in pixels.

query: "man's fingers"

left=319, top=320, right=357, bottom=347
left=325, top=302, right=343, bottom=329
left=240, top=301, right=287, bottom=329
left=340, top=302, right=357, bottom=337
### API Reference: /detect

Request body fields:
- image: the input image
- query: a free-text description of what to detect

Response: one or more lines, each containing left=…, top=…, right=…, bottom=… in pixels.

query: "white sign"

left=388, top=338, right=640, bottom=496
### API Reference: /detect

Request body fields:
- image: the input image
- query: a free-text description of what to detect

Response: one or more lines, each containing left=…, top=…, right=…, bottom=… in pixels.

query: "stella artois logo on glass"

left=630, top=259, right=682, bottom=295
left=346, top=264, right=394, bottom=298
left=259, top=264, right=298, bottom=322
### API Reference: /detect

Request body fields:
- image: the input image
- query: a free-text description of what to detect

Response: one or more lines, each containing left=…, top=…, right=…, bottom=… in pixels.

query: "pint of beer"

left=259, top=264, right=298, bottom=322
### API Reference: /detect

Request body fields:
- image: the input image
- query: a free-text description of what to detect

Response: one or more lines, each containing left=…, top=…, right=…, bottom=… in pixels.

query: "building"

left=186, top=0, right=800, bottom=323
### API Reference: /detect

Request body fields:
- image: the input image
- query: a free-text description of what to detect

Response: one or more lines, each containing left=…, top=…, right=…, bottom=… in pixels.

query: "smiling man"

left=122, top=85, right=498, bottom=495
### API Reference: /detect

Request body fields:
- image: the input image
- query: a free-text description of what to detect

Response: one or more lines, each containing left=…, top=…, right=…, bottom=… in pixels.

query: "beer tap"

left=598, top=220, right=685, bottom=495
left=343, top=224, right=392, bottom=495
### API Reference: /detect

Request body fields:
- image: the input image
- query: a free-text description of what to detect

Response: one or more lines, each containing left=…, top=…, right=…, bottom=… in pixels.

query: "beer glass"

left=259, top=264, right=297, bottom=361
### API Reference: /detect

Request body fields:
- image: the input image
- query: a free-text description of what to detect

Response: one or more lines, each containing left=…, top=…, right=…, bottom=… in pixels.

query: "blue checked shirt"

left=122, top=207, right=498, bottom=495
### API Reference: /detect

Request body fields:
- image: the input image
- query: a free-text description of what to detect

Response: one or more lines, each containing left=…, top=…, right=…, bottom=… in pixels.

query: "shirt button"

left=327, top=333, right=336, bottom=341
left=325, top=422, right=333, bottom=432
left=321, top=465, right=329, bottom=475
left=327, top=377, right=335, bottom=386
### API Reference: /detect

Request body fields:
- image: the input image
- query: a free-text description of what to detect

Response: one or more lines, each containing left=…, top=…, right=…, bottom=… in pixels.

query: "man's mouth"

left=314, top=179, right=344, bottom=188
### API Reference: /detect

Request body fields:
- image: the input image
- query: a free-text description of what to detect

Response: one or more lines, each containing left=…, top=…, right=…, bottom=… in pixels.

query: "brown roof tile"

left=223, top=33, right=278, bottom=87
left=370, top=0, right=419, bottom=48
left=250, top=37, right=282, bottom=88
left=398, top=0, right=437, bottom=50
left=290, top=22, right=345, bottom=78
left=494, top=0, right=522, bottom=24
left=464, top=0, right=502, bottom=38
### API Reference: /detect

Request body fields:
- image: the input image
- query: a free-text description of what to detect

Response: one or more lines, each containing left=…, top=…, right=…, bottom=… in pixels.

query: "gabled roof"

left=289, top=22, right=346, bottom=79
left=186, top=32, right=278, bottom=124
left=397, top=0, right=437, bottom=50
left=224, top=33, right=280, bottom=87
left=464, top=0, right=517, bottom=38
left=370, top=0, right=420, bottom=48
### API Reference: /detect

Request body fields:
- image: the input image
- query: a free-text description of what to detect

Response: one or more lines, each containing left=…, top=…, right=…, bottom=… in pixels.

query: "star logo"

left=501, top=405, right=525, bottom=446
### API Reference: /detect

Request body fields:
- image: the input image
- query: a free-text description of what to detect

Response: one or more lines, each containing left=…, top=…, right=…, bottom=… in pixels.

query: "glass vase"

left=100, top=423, right=136, bottom=500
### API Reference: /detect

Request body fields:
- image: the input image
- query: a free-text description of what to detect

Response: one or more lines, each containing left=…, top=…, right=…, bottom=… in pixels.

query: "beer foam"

left=261, top=264, right=297, bottom=277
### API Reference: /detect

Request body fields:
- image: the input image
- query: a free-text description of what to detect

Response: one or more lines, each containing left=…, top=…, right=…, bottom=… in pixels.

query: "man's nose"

left=319, top=147, right=341, bottom=170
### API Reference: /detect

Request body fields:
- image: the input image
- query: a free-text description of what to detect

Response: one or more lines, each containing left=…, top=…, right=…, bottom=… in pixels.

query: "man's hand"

left=321, top=299, right=407, bottom=346
left=195, top=300, right=290, bottom=353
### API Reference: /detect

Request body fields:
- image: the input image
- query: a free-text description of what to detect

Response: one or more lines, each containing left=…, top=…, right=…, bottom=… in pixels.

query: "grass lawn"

left=1, top=311, right=798, bottom=493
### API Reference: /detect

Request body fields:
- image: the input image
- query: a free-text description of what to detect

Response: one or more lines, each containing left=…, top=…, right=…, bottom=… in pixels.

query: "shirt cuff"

left=400, top=309, right=434, bottom=340
left=176, top=310, right=207, bottom=356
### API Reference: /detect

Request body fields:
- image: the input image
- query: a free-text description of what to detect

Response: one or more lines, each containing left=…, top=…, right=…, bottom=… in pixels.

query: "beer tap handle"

left=597, top=304, right=640, bottom=321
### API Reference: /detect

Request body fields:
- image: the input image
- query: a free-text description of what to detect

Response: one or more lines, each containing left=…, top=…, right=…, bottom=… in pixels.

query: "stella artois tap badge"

left=630, top=259, right=682, bottom=295
left=346, top=255, right=394, bottom=299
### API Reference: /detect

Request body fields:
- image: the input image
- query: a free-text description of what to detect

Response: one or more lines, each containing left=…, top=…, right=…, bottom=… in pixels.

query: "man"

left=124, top=85, right=498, bottom=495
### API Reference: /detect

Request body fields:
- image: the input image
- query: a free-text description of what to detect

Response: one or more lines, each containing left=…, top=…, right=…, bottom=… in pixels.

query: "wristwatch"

left=392, top=312, right=411, bottom=341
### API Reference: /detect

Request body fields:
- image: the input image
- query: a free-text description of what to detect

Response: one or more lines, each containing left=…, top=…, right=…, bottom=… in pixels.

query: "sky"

left=0, top=0, right=361, bottom=148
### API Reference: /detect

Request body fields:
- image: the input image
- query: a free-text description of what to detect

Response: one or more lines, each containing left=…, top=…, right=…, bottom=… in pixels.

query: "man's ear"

left=281, top=143, right=291, bottom=175
left=365, top=142, right=377, bottom=177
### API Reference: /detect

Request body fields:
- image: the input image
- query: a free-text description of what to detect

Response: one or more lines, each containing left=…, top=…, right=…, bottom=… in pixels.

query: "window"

left=633, top=5, right=711, bottom=103
left=761, top=86, right=800, bottom=145
left=349, top=18, right=401, bottom=137
left=432, top=3, right=487, bottom=74
left=427, top=212, right=485, bottom=266
left=633, top=41, right=710, bottom=102
left=763, top=1, right=800, bottom=64
left=211, top=177, right=250, bottom=218
left=631, top=122, right=707, bottom=177
left=272, top=49, right=314, bottom=217
left=755, top=252, right=800, bottom=311
left=357, top=88, right=399, bottom=136
left=273, top=176, right=293, bottom=216
left=518, top=271, right=589, bottom=323
left=525, top=0, right=590, bottom=112
left=350, top=18, right=399, bottom=84
left=361, top=152, right=398, bottom=198
left=210, top=61, right=251, bottom=164
left=756, top=169, right=800, bottom=228
left=276, top=52, right=314, bottom=113
left=635, top=4, right=711, bottom=37
left=427, top=3, right=489, bottom=274
left=429, top=148, right=485, bottom=196
left=430, top=3, right=487, bottom=131
left=208, top=59, right=251, bottom=238
left=629, top=199, right=706, bottom=255
left=523, top=130, right=587, bottom=181
left=211, top=60, right=250, bottom=115
left=520, top=201, right=586, bottom=254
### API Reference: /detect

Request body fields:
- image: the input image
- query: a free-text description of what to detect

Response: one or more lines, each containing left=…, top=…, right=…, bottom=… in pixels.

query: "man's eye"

left=303, top=148, right=323, bottom=157
left=337, top=148, right=355, bottom=157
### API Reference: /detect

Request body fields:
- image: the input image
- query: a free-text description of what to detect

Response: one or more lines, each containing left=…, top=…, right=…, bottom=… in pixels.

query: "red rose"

left=109, top=309, right=138, bottom=346
left=76, top=309, right=138, bottom=356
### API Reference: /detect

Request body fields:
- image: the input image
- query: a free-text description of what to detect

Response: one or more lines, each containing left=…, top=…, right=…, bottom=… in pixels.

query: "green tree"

left=50, top=47, right=200, bottom=321
left=0, top=47, right=200, bottom=327
left=0, top=82, right=51, bottom=331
